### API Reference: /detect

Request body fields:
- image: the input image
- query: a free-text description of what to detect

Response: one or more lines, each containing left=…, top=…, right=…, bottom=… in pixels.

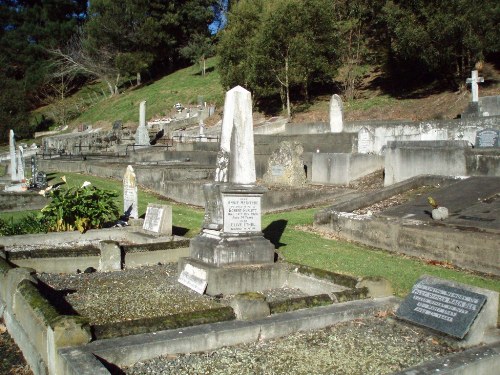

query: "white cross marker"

left=466, top=70, right=484, bottom=103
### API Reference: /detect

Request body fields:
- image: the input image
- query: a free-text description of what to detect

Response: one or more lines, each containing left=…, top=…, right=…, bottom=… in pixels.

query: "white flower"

left=61, top=175, right=67, bottom=183
left=81, top=181, right=91, bottom=188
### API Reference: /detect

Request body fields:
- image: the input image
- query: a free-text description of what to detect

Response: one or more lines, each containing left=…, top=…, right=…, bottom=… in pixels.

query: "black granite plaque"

left=34, top=171, right=48, bottom=189
left=475, top=129, right=499, bottom=148
left=396, top=277, right=487, bottom=339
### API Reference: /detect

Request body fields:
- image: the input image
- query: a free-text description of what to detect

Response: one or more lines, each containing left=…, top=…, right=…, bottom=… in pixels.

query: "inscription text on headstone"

left=222, top=196, right=261, bottom=233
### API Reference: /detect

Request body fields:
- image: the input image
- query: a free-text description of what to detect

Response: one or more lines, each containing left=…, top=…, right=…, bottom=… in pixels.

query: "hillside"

left=32, top=59, right=500, bottom=135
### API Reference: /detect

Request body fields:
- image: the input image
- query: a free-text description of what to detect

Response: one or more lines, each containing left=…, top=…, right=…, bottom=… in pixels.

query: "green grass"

left=2, top=173, right=499, bottom=302
left=33, top=57, right=224, bottom=127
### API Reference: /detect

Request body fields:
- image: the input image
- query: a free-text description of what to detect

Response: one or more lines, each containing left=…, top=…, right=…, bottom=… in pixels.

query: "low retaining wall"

left=0, top=191, right=49, bottom=212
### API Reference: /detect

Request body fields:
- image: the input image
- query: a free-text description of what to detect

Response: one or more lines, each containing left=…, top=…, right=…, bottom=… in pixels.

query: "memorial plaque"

left=222, top=195, right=261, bottom=233
left=396, top=277, right=487, bottom=339
left=358, top=127, right=373, bottom=154
left=271, top=165, right=285, bottom=177
left=178, top=264, right=207, bottom=294
left=34, top=171, right=47, bottom=189
left=475, top=129, right=499, bottom=148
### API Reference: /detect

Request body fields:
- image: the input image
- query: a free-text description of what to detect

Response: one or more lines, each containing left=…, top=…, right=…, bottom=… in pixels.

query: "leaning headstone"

left=142, top=204, right=172, bottom=235
left=329, top=94, right=343, bottom=133
left=396, top=275, right=498, bottom=347
left=17, top=146, right=25, bottom=181
left=123, top=165, right=138, bottom=219
left=475, top=128, right=499, bottom=148
left=262, top=141, right=307, bottom=187
left=9, top=129, right=18, bottom=181
left=135, top=101, right=150, bottom=146
left=358, top=127, right=374, bottom=154
left=466, top=70, right=484, bottom=103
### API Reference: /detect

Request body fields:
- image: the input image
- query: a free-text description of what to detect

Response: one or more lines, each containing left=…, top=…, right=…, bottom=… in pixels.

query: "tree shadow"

left=262, top=219, right=288, bottom=249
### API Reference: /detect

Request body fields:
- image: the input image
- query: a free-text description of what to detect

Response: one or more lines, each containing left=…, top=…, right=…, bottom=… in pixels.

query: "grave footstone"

left=262, top=141, right=307, bottom=186
left=475, top=128, right=499, bottom=148
left=123, top=165, right=138, bottom=219
left=329, top=94, right=343, bottom=133
left=396, top=275, right=498, bottom=347
left=143, top=204, right=172, bottom=235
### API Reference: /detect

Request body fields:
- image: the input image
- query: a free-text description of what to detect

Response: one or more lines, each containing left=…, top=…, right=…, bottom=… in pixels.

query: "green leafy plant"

left=41, top=180, right=119, bottom=233
left=0, top=214, right=50, bottom=236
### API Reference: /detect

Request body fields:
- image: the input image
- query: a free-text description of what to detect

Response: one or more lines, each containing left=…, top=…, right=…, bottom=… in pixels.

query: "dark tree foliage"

left=0, top=0, right=87, bottom=142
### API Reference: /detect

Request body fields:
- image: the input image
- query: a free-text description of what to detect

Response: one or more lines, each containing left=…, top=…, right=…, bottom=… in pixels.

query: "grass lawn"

left=1, top=173, right=499, bottom=303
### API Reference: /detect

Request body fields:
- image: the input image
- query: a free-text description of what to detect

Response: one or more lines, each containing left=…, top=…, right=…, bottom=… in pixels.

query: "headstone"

left=358, top=127, right=374, bottom=154
left=329, top=94, right=343, bottom=133
left=34, top=171, right=48, bottom=189
left=142, top=204, right=172, bottom=235
left=466, top=70, right=484, bottom=103
left=123, top=165, right=138, bottom=219
left=178, top=264, right=207, bottom=294
left=396, top=276, right=488, bottom=340
left=30, top=156, right=37, bottom=181
left=135, top=101, right=150, bottom=146
left=112, top=120, right=123, bottom=131
left=17, top=146, right=25, bottom=181
left=262, top=141, right=307, bottom=186
left=9, top=129, right=18, bottom=181
left=475, top=129, right=499, bottom=148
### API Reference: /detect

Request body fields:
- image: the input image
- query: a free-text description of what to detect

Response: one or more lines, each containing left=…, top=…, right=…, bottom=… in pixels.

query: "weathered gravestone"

left=396, top=275, right=498, bottom=347
left=135, top=101, right=150, bottom=146
left=123, top=165, right=138, bottom=219
left=34, top=171, right=48, bottom=190
left=262, top=141, right=307, bottom=187
left=475, top=129, right=499, bottom=148
left=143, top=203, right=172, bottom=236
left=9, top=129, right=18, bottom=182
left=180, top=86, right=275, bottom=295
left=17, top=146, right=25, bottom=181
left=358, top=127, right=374, bottom=154
left=329, top=94, right=344, bottom=133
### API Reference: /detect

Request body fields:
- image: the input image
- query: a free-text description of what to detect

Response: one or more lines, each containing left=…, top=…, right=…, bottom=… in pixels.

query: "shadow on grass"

left=172, top=226, right=189, bottom=236
left=263, top=219, right=288, bottom=249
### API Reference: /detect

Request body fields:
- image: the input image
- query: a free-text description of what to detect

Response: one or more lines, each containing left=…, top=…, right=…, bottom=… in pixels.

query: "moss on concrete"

left=123, top=240, right=190, bottom=253
left=269, top=294, right=332, bottom=314
left=234, top=292, right=266, bottom=302
left=17, top=279, right=62, bottom=327
left=332, top=287, right=369, bottom=303
left=92, top=306, right=236, bottom=340
left=292, top=264, right=358, bottom=288
left=0, top=256, right=12, bottom=276
left=7, top=246, right=100, bottom=260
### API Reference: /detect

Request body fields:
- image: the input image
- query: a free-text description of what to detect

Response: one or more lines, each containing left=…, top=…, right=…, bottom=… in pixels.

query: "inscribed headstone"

left=34, top=171, right=48, bottom=189
left=143, top=204, right=172, bottom=235
left=262, top=141, right=307, bottom=186
left=329, top=94, right=343, bottom=133
left=396, top=276, right=487, bottom=339
left=123, top=165, right=138, bottom=219
left=178, top=264, right=207, bottom=294
left=9, top=129, right=18, bottom=181
left=357, top=127, right=374, bottom=154
left=475, top=129, right=499, bottom=148
left=222, top=195, right=261, bottom=233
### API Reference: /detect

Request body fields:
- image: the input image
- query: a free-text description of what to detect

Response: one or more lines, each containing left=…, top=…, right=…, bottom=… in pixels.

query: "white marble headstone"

left=135, top=100, right=150, bottom=146
left=329, top=94, right=344, bottom=133
left=217, top=86, right=256, bottom=184
left=358, top=127, right=374, bottom=154
left=123, top=165, right=138, bottom=219
left=9, top=129, right=18, bottom=181
left=17, top=146, right=25, bottom=181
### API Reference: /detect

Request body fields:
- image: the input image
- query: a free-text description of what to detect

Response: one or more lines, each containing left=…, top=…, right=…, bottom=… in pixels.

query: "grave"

left=357, top=126, right=374, bottom=154
left=142, top=203, right=172, bottom=236
left=262, top=141, right=307, bottom=187
left=17, top=146, right=25, bottom=182
left=123, top=165, right=138, bottom=219
left=329, top=94, right=343, bottom=133
left=134, top=100, right=150, bottom=146
left=9, top=129, right=18, bottom=182
left=180, top=86, right=276, bottom=295
left=397, top=275, right=498, bottom=347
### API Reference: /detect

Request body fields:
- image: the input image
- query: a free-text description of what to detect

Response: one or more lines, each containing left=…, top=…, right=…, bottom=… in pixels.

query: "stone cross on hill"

left=466, top=70, right=484, bottom=103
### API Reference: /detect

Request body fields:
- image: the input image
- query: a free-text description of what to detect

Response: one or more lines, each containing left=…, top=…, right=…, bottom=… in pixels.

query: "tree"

left=180, top=33, right=215, bottom=76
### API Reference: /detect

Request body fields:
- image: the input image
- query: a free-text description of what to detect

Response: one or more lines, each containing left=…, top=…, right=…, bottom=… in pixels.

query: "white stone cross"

left=466, top=70, right=484, bottom=103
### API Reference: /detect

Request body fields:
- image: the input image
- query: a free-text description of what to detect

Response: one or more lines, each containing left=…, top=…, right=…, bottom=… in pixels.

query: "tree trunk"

left=285, top=57, right=291, bottom=120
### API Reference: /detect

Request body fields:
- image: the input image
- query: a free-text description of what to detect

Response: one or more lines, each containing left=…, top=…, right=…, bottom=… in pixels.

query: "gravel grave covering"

left=37, top=263, right=307, bottom=325
left=124, top=316, right=459, bottom=375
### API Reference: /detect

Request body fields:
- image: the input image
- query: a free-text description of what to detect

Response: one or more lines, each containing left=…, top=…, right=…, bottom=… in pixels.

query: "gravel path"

left=124, top=316, right=459, bottom=375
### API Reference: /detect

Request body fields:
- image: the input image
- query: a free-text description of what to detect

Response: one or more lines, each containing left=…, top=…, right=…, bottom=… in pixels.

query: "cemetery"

left=1, top=77, right=500, bottom=374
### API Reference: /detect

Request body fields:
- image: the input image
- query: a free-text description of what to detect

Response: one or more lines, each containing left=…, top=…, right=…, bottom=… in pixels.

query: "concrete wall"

left=0, top=191, right=49, bottom=212
left=311, top=153, right=384, bottom=185
left=384, top=141, right=500, bottom=186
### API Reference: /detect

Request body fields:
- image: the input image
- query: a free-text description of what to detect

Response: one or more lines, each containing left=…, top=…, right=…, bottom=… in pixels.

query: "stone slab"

left=143, top=204, right=172, bottom=235
left=379, top=176, right=500, bottom=231
left=396, top=277, right=487, bottom=339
